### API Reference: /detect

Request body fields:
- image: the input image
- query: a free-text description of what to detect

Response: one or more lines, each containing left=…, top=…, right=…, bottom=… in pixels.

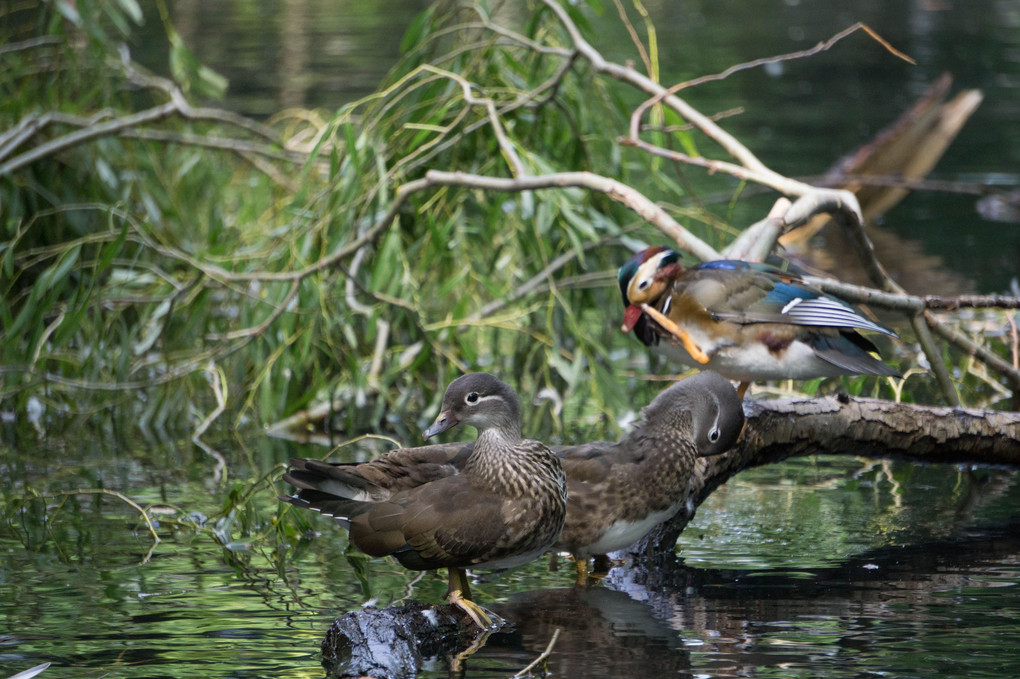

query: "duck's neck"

left=474, top=422, right=522, bottom=454
left=464, top=423, right=529, bottom=493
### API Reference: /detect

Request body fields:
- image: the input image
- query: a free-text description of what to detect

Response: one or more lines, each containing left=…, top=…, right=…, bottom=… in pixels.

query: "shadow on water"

left=321, top=521, right=1020, bottom=678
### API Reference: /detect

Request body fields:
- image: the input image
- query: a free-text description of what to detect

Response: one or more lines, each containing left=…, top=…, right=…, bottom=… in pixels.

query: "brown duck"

left=283, top=372, right=744, bottom=583
left=280, top=373, right=567, bottom=629
left=554, top=371, right=743, bottom=578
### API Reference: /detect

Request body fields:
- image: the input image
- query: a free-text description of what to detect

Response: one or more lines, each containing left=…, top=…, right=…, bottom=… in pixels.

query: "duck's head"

left=641, top=371, right=744, bottom=457
left=423, top=372, right=522, bottom=440
left=618, top=247, right=683, bottom=332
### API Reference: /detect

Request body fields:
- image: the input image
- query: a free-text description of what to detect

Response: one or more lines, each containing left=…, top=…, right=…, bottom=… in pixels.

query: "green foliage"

left=0, top=0, right=1012, bottom=446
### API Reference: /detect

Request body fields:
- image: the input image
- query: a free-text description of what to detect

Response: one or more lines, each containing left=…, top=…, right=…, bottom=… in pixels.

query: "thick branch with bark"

left=626, top=395, right=1020, bottom=559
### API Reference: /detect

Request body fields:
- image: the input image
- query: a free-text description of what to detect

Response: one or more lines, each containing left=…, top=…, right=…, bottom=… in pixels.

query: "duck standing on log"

left=555, top=370, right=744, bottom=580
left=280, top=373, right=566, bottom=629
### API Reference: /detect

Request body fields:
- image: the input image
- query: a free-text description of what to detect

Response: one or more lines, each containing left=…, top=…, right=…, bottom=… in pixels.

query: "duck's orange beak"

left=621, top=304, right=644, bottom=333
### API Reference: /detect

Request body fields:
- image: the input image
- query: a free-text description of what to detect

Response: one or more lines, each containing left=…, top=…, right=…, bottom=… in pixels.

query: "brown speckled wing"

left=340, top=474, right=511, bottom=570
left=284, top=443, right=472, bottom=503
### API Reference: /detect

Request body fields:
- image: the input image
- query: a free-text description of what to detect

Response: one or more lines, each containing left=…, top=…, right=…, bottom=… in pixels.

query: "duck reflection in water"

left=320, top=585, right=693, bottom=678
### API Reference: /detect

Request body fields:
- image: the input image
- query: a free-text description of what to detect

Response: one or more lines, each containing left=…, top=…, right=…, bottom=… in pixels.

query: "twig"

left=805, top=276, right=1020, bottom=397
left=459, top=19, right=573, bottom=57
left=0, top=35, right=63, bottom=54
left=823, top=201, right=960, bottom=404
left=420, top=64, right=527, bottom=177
left=0, top=102, right=179, bottom=175
left=802, top=277, right=1020, bottom=313
left=542, top=0, right=760, bottom=172
left=911, top=314, right=960, bottom=405
left=7, top=662, right=51, bottom=679
left=120, top=128, right=305, bottom=163
left=193, top=363, right=229, bottom=483
left=628, top=23, right=913, bottom=142
left=378, top=39, right=577, bottom=180
left=206, top=280, right=302, bottom=341
left=620, top=135, right=865, bottom=225
left=511, top=628, right=561, bottom=678
left=612, top=0, right=654, bottom=77
left=468, top=236, right=615, bottom=320
left=27, top=488, right=161, bottom=563
left=927, top=312, right=1020, bottom=390
left=816, top=173, right=1015, bottom=196
left=0, top=48, right=283, bottom=176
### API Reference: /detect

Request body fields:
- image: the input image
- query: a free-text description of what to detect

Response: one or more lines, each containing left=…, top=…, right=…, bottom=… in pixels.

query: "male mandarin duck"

left=282, top=372, right=745, bottom=584
left=281, top=373, right=567, bottom=629
left=618, top=247, right=899, bottom=393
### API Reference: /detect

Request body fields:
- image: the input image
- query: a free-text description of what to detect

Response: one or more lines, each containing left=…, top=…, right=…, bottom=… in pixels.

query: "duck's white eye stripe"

left=466, top=394, right=502, bottom=405
left=781, top=297, right=804, bottom=315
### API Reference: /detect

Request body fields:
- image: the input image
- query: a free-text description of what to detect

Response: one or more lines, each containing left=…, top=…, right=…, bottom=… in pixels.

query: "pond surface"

left=4, top=426, right=1020, bottom=678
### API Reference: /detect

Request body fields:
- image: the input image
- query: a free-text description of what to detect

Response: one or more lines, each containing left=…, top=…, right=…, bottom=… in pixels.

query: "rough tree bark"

left=626, top=394, right=1020, bottom=561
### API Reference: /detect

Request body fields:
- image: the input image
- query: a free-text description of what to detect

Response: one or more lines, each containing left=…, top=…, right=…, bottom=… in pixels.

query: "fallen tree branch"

left=628, top=394, right=1020, bottom=558
left=420, top=169, right=722, bottom=261
left=0, top=47, right=285, bottom=176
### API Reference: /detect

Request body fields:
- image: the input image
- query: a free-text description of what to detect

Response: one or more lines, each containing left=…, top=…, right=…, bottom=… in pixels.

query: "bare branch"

left=0, top=49, right=284, bottom=176
left=803, top=276, right=1020, bottom=313
left=419, top=64, right=526, bottom=177
left=928, top=312, right=1020, bottom=390
left=0, top=102, right=179, bottom=174
left=421, top=169, right=721, bottom=261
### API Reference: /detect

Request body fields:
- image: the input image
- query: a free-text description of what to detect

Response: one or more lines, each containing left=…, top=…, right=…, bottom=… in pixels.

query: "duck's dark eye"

left=638, top=279, right=650, bottom=290
left=465, top=392, right=480, bottom=404
left=708, top=427, right=721, bottom=443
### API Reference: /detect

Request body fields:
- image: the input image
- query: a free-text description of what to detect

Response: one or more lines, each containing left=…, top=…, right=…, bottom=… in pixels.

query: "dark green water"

left=5, top=424, right=1020, bottom=678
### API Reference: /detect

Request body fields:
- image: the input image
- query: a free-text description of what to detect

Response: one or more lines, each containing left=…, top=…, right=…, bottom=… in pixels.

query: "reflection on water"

left=487, top=587, right=692, bottom=677
left=604, top=523, right=1020, bottom=678
left=319, top=524, right=1020, bottom=678
left=6, top=426, right=1020, bottom=678
left=137, top=0, right=433, bottom=116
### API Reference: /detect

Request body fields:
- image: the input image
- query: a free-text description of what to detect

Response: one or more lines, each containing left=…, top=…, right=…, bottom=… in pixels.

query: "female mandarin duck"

left=281, top=373, right=566, bottom=629
left=619, top=247, right=899, bottom=393
left=282, top=372, right=745, bottom=584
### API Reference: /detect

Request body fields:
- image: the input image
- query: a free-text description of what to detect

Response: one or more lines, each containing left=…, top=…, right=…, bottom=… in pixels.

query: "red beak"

left=621, top=304, right=644, bottom=333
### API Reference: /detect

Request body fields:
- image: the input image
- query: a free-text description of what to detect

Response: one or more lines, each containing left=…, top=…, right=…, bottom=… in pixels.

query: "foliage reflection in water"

left=5, top=427, right=1020, bottom=678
